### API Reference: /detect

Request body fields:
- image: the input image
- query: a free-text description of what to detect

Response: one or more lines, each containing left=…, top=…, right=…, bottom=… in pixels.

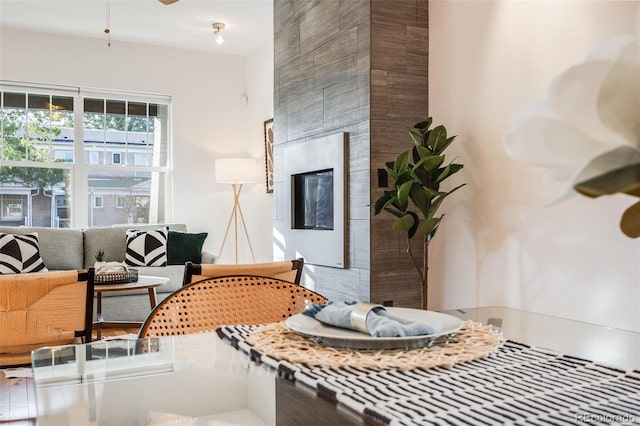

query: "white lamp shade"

left=215, top=158, right=257, bottom=184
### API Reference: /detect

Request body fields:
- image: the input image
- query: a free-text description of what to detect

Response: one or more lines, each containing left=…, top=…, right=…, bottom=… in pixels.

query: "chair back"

left=0, top=269, right=95, bottom=366
left=139, top=275, right=326, bottom=338
left=183, top=258, right=305, bottom=286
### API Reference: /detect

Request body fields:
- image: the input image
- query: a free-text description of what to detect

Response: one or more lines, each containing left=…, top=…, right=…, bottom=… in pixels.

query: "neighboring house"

left=0, top=128, right=155, bottom=228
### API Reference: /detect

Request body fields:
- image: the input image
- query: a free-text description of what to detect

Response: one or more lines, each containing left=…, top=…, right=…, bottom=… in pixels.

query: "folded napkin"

left=303, top=301, right=442, bottom=338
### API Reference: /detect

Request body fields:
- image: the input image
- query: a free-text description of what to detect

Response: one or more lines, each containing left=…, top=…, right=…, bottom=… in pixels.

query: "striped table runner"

left=218, top=325, right=640, bottom=425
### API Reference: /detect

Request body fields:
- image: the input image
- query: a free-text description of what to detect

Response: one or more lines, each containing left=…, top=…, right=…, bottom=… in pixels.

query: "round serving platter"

left=285, top=307, right=463, bottom=350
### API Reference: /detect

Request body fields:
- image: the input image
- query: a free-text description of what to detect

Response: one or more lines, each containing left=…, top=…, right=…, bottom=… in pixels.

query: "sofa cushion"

left=0, top=232, right=48, bottom=274
left=125, top=227, right=169, bottom=267
left=83, top=224, right=187, bottom=268
left=0, top=226, right=84, bottom=270
left=167, top=230, right=208, bottom=265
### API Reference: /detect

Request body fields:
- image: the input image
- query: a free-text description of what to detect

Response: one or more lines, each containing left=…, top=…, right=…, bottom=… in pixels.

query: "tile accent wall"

left=370, top=0, right=429, bottom=308
left=273, top=0, right=428, bottom=307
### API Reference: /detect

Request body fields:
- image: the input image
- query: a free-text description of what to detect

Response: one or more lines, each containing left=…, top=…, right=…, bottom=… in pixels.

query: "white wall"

left=0, top=27, right=274, bottom=263
left=245, top=42, right=275, bottom=262
left=429, top=0, right=640, bottom=331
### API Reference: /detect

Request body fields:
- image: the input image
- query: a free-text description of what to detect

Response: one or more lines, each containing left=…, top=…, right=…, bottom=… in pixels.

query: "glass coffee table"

left=93, top=275, right=170, bottom=340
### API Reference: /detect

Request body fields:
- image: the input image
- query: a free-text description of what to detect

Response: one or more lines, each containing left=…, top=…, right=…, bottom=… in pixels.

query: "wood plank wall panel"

left=370, top=0, right=429, bottom=308
left=273, top=0, right=428, bottom=307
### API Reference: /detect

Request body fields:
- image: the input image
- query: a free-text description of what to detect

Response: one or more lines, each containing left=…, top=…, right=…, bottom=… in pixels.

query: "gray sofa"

left=0, top=224, right=215, bottom=322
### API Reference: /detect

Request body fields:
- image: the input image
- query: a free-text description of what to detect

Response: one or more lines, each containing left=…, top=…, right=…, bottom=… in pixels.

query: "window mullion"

left=73, top=95, right=88, bottom=228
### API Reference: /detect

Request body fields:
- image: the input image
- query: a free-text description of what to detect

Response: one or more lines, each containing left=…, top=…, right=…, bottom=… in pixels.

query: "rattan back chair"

left=138, top=275, right=327, bottom=338
left=182, top=258, right=305, bottom=286
left=0, top=269, right=95, bottom=367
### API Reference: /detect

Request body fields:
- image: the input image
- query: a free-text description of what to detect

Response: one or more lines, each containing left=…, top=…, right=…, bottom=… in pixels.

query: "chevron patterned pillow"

left=125, top=226, right=169, bottom=267
left=0, top=232, right=48, bottom=274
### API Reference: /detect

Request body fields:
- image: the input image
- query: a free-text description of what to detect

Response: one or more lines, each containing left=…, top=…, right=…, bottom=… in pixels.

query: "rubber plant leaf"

left=420, top=216, right=441, bottom=236
left=393, top=213, right=416, bottom=232
left=434, top=136, right=456, bottom=156
left=395, top=170, right=414, bottom=186
left=428, top=183, right=466, bottom=218
left=414, top=144, right=431, bottom=159
left=394, top=151, right=410, bottom=174
left=414, top=117, right=432, bottom=130
left=396, top=180, right=413, bottom=211
left=373, top=192, right=393, bottom=215
left=409, top=184, right=430, bottom=217
left=427, top=125, right=447, bottom=152
left=384, top=165, right=398, bottom=180
left=383, top=206, right=404, bottom=218
left=416, top=154, right=445, bottom=173
left=436, top=163, right=464, bottom=184
left=408, top=167, right=428, bottom=187
left=409, top=130, right=423, bottom=148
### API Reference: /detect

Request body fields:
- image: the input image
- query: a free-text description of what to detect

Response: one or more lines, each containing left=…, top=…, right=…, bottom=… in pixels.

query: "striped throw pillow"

left=0, top=232, right=48, bottom=274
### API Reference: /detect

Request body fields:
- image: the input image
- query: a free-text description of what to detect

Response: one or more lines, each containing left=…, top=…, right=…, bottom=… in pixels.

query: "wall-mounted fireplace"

left=292, top=169, right=334, bottom=230
left=283, top=133, right=346, bottom=268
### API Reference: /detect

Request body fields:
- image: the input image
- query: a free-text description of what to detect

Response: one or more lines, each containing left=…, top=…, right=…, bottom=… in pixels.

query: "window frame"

left=116, top=196, right=126, bottom=208
left=111, top=152, right=122, bottom=165
left=93, top=195, right=104, bottom=209
left=0, top=81, right=173, bottom=229
left=1, top=195, right=24, bottom=221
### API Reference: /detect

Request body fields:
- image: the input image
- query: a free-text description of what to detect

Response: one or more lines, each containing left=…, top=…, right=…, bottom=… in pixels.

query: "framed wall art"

left=264, top=118, right=274, bottom=193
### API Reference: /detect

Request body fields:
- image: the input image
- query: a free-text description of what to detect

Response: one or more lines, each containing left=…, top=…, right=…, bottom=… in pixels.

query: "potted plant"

left=94, top=249, right=106, bottom=270
left=373, top=117, right=465, bottom=309
left=94, top=248, right=128, bottom=274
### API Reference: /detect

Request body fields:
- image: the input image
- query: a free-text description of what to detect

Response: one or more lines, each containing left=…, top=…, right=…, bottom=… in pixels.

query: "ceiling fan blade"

left=158, top=0, right=179, bottom=4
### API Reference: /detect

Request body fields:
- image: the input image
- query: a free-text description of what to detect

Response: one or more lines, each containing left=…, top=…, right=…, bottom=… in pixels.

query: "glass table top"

left=444, top=306, right=640, bottom=370
left=32, top=333, right=276, bottom=425
left=31, top=306, right=640, bottom=425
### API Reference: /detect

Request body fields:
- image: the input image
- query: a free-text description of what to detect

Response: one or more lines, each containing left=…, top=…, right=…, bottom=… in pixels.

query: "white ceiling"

left=0, top=0, right=273, bottom=56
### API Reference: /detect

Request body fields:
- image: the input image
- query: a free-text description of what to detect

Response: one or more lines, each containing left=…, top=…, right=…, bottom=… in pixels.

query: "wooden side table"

left=93, top=275, right=170, bottom=340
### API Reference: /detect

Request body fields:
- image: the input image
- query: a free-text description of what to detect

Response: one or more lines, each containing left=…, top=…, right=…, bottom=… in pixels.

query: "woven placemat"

left=244, top=320, right=503, bottom=370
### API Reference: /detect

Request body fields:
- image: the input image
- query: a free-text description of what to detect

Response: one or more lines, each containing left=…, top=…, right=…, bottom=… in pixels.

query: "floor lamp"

left=215, top=158, right=257, bottom=264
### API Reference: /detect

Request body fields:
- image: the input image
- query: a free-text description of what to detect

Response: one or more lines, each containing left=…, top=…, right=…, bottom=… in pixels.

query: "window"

left=0, top=82, right=172, bottom=228
left=54, top=150, right=74, bottom=162
left=1, top=195, right=24, bottom=221
left=134, top=153, right=150, bottom=166
left=6, top=204, right=22, bottom=217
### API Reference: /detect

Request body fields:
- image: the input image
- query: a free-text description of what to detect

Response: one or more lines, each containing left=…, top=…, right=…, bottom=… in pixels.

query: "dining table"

left=31, top=306, right=640, bottom=425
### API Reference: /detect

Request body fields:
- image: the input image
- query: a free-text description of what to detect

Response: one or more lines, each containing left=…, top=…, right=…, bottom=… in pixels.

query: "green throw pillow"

left=167, top=230, right=208, bottom=265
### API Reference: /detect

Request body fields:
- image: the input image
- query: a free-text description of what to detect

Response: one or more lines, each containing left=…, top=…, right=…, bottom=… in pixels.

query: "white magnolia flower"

left=504, top=9, right=640, bottom=237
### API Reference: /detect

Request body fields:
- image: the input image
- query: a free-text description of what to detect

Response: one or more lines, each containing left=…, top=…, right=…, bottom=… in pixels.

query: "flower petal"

left=572, top=146, right=640, bottom=196
left=586, top=36, right=638, bottom=62
left=549, top=61, right=628, bottom=147
left=504, top=116, right=607, bottom=180
left=597, top=61, right=640, bottom=148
